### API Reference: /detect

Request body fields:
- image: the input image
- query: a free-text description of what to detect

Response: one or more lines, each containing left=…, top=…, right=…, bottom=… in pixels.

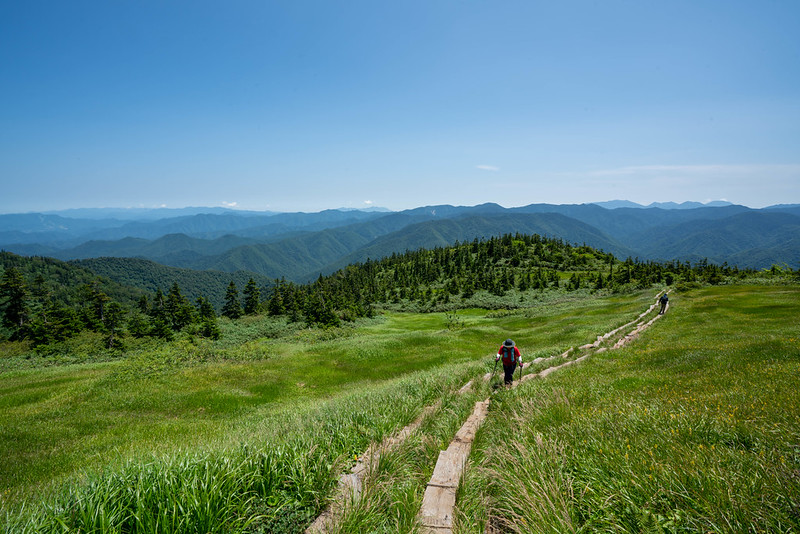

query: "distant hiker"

left=659, top=293, right=669, bottom=315
left=496, top=339, right=523, bottom=386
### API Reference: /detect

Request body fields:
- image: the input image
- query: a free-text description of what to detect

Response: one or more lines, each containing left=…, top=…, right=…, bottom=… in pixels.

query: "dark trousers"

left=503, top=363, right=517, bottom=385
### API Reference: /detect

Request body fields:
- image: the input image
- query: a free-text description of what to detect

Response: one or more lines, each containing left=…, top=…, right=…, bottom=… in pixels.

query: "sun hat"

left=503, top=339, right=514, bottom=347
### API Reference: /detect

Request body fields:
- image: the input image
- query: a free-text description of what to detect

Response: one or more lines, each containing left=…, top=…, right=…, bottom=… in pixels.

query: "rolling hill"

left=3, top=203, right=799, bottom=283
left=629, top=211, right=800, bottom=267
left=74, top=257, right=272, bottom=310
left=313, top=212, right=634, bottom=280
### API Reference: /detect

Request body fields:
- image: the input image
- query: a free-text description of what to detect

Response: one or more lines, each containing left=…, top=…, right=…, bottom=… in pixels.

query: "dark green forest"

left=1, top=234, right=792, bottom=352
left=75, top=257, right=272, bottom=310
left=263, top=233, right=766, bottom=327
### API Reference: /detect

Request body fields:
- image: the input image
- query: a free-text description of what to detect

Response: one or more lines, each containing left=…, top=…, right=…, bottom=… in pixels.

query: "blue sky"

left=1, top=0, right=798, bottom=213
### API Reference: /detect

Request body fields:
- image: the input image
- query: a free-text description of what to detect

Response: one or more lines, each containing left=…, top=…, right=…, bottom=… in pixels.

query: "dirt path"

left=306, top=402, right=440, bottom=533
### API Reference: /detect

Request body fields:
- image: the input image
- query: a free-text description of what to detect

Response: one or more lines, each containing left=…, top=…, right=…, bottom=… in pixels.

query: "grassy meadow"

left=457, top=284, right=800, bottom=533
left=2, top=283, right=799, bottom=532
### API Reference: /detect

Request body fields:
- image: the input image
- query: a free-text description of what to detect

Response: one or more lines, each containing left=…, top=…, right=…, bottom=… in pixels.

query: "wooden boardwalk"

left=307, top=291, right=670, bottom=533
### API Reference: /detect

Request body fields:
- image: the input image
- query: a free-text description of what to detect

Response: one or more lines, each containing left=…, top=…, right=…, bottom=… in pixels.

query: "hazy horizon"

left=1, top=198, right=785, bottom=217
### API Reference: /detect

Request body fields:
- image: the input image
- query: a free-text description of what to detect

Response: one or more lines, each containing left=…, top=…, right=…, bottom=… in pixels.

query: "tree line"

left=259, top=233, right=766, bottom=327
left=2, top=234, right=785, bottom=347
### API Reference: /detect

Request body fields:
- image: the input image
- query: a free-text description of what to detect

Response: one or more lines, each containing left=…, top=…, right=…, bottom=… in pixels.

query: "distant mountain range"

left=592, top=200, right=734, bottom=210
left=2, top=202, right=799, bottom=285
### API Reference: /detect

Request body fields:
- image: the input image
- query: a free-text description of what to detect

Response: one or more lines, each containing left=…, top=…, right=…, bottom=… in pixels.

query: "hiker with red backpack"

left=496, top=339, right=523, bottom=386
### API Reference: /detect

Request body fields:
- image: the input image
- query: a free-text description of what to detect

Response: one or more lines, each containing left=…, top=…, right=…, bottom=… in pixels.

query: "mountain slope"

left=511, top=203, right=752, bottom=241
left=630, top=211, right=800, bottom=267
left=75, top=257, right=272, bottom=310
left=55, top=234, right=260, bottom=262
left=5, top=203, right=799, bottom=277
left=77, top=209, right=388, bottom=241
left=309, top=212, right=634, bottom=280
left=0, top=252, right=146, bottom=308
left=169, top=209, right=457, bottom=278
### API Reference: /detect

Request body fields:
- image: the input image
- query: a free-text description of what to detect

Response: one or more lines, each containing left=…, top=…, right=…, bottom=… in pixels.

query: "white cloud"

left=477, top=165, right=500, bottom=172
left=364, top=200, right=373, bottom=205
left=222, top=201, right=238, bottom=208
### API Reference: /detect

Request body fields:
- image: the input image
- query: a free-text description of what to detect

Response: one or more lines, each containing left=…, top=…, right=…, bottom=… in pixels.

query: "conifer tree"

left=137, top=295, right=149, bottom=314
left=0, top=267, right=29, bottom=333
left=243, top=278, right=261, bottom=315
left=195, top=296, right=221, bottom=339
left=196, top=296, right=216, bottom=321
left=127, top=312, right=151, bottom=338
left=165, top=282, right=195, bottom=330
left=104, top=302, right=126, bottom=348
left=222, top=281, right=243, bottom=319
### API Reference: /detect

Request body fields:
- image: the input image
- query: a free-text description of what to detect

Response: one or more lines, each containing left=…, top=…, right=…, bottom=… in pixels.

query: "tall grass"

left=328, top=382, right=492, bottom=533
left=2, top=362, right=483, bottom=533
left=1, top=287, right=696, bottom=532
left=456, top=285, right=800, bottom=532
left=1, top=292, right=652, bottom=504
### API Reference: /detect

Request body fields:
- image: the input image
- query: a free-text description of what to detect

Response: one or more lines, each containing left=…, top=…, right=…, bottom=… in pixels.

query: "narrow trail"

left=306, top=402, right=440, bottom=534
left=417, top=291, right=670, bottom=534
left=307, top=292, right=670, bottom=534
left=418, top=400, right=490, bottom=532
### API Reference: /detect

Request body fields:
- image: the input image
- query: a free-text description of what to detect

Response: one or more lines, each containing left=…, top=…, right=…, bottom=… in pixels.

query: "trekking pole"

left=518, top=361, right=523, bottom=382
left=491, top=359, right=498, bottom=380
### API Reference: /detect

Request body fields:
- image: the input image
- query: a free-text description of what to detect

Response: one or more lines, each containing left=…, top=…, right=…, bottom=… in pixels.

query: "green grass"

left=1, top=291, right=655, bottom=498
left=5, top=284, right=797, bottom=532
left=456, top=285, right=800, bottom=533
left=3, top=363, right=485, bottom=533
left=0, top=289, right=654, bottom=530
left=327, top=388, right=488, bottom=533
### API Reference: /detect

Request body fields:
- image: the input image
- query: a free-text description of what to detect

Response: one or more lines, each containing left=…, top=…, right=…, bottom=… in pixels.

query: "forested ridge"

left=74, top=257, right=273, bottom=310
left=264, top=232, right=764, bottom=326
left=0, top=233, right=789, bottom=352
left=5, top=203, right=800, bottom=272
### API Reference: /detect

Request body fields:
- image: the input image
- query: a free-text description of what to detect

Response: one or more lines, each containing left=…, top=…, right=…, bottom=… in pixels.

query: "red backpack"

left=501, top=345, right=517, bottom=365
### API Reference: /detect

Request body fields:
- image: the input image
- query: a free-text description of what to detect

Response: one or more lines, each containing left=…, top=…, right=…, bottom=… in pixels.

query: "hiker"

left=496, top=339, right=523, bottom=386
left=659, top=292, right=669, bottom=314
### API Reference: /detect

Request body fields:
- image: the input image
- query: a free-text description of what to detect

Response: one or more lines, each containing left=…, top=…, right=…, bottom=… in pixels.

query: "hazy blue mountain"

left=0, top=213, right=127, bottom=244
left=725, top=235, right=800, bottom=269
left=5, top=202, right=800, bottom=276
left=34, top=210, right=442, bottom=275
left=592, top=200, right=733, bottom=210
left=0, top=208, right=389, bottom=248
left=336, top=206, right=392, bottom=212
left=311, top=212, right=634, bottom=280
left=763, top=205, right=800, bottom=217
left=509, top=203, right=751, bottom=241
left=646, top=200, right=733, bottom=209
left=0, top=242, right=60, bottom=256
left=63, top=210, right=388, bottom=242
left=60, top=234, right=260, bottom=261
left=76, top=214, right=279, bottom=241
left=592, top=200, right=645, bottom=209
left=630, top=211, right=800, bottom=267
left=179, top=212, right=443, bottom=278
left=42, top=206, right=274, bottom=220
